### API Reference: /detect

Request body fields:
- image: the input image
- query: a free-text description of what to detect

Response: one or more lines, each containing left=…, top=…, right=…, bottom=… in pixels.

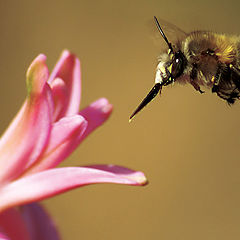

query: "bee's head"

left=155, top=49, right=186, bottom=85
left=129, top=17, right=187, bottom=121
left=153, top=16, right=187, bottom=85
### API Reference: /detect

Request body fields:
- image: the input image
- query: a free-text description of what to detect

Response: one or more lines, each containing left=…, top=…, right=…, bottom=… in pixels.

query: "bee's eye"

left=171, top=51, right=186, bottom=78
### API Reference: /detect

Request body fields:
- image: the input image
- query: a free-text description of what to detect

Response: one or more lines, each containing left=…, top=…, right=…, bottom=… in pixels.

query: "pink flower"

left=0, top=203, right=60, bottom=240
left=0, top=50, right=147, bottom=213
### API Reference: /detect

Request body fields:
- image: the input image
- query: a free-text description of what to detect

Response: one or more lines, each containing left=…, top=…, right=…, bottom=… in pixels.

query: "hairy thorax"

left=180, top=31, right=239, bottom=87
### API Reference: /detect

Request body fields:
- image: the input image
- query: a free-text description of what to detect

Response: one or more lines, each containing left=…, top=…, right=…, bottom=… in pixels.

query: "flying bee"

left=129, top=16, right=240, bottom=121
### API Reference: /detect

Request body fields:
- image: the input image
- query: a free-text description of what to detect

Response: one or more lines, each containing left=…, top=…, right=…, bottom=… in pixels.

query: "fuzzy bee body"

left=156, top=31, right=240, bottom=104
left=129, top=17, right=240, bottom=121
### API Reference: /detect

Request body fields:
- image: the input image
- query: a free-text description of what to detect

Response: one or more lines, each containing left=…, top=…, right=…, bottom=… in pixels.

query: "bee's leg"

left=212, top=64, right=240, bottom=104
left=211, top=65, right=222, bottom=93
left=230, top=64, right=240, bottom=89
left=229, top=64, right=240, bottom=102
left=190, top=80, right=205, bottom=93
left=190, top=64, right=205, bottom=94
left=230, top=64, right=240, bottom=74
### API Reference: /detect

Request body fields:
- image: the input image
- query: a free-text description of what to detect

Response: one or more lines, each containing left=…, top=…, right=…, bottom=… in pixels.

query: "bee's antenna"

left=154, top=16, right=173, bottom=52
left=129, top=83, right=162, bottom=121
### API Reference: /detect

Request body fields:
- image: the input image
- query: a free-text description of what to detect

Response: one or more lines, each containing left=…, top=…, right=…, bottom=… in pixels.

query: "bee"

left=129, top=16, right=240, bottom=121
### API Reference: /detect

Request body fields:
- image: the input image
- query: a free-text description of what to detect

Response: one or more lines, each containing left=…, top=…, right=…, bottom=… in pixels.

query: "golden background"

left=1, top=0, right=240, bottom=239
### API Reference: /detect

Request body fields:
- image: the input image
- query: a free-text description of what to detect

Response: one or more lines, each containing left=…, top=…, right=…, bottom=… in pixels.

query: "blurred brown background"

left=1, top=0, right=240, bottom=239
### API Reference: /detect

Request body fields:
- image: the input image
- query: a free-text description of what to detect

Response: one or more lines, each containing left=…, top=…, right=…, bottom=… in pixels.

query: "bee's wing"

left=148, top=18, right=187, bottom=51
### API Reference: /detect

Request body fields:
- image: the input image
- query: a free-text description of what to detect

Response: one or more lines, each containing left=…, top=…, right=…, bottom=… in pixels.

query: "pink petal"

left=80, top=98, right=113, bottom=139
left=0, top=54, right=49, bottom=155
left=26, top=54, right=49, bottom=98
left=0, top=233, right=9, bottom=240
left=26, top=115, right=88, bottom=174
left=0, top=56, right=52, bottom=183
left=26, top=98, right=113, bottom=172
left=0, top=166, right=147, bottom=212
left=0, top=208, right=31, bottom=240
left=48, top=50, right=81, bottom=119
left=50, top=78, right=68, bottom=121
left=20, top=203, right=60, bottom=240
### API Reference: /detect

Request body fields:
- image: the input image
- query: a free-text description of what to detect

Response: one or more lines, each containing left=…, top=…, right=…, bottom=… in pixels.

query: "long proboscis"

left=129, top=17, right=173, bottom=121
left=129, top=83, right=162, bottom=121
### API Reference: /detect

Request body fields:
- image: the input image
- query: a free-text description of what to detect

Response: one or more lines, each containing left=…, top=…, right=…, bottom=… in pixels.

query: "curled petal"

left=20, top=203, right=60, bottom=240
left=0, top=56, right=52, bottom=183
left=26, top=54, right=49, bottom=99
left=0, top=166, right=148, bottom=212
left=49, top=50, right=81, bottom=119
left=80, top=98, right=113, bottom=139
left=27, top=98, right=113, bottom=172
left=26, top=115, right=88, bottom=173
left=50, top=78, right=68, bottom=121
